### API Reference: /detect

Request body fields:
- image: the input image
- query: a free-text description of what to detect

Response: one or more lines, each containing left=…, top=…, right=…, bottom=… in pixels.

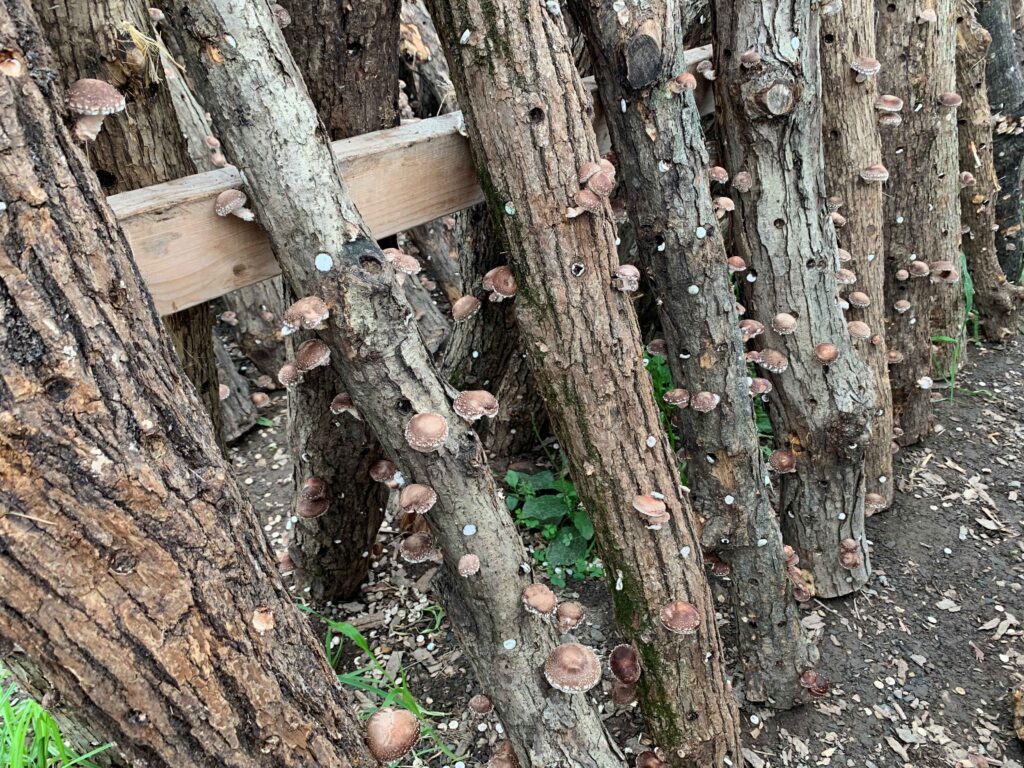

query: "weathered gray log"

left=426, top=0, right=744, bottom=763
left=162, top=1, right=622, bottom=763
left=0, top=3, right=375, bottom=762
left=712, top=0, right=875, bottom=597
left=214, top=335, right=257, bottom=442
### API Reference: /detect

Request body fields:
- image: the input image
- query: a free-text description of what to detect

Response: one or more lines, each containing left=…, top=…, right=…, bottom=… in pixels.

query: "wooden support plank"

left=110, top=46, right=713, bottom=315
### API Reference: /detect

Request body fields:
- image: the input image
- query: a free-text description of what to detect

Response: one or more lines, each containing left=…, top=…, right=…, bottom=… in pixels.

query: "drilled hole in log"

left=528, top=107, right=545, bottom=123
left=823, top=33, right=835, bottom=44
left=774, top=218, right=785, bottom=229
left=396, top=398, right=413, bottom=414
left=95, top=169, right=117, bottom=189
left=360, top=255, right=383, bottom=273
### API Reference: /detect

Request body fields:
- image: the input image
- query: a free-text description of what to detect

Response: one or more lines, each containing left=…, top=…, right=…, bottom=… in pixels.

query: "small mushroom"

left=663, top=388, right=690, bottom=408
left=636, top=752, right=667, bottom=768
left=709, top=166, right=730, bottom=184
left=567, top=188, right=604, bottom=218
left=732, top=171, right=753, bottom=192
left=836, top=268, right=857, bottom=285
left=330, top=392, right=361, bottom=419
left=404, top=412, right=449, bottom=452
left=295, top=339, right=331, bottom=371
left=739, top=318, right=765, bottom=341
left=865, top=493, right=886, bottom=513
left=771, top=312, right=797, bottom=335
left=860, top=163, right=889, bottom=182
left=215, top=189, right=255, bottom=221
left=250, top=391, right=270, bottom=408
left=690, top=391, right=721, bottom=413
left=769, top=448, right=797, bottom=473
left=611, top=679, right=637, bottom=706
left=556, top=601, right=586, bottom=633
left=522, top=583, right=557, bottom=616
left=482, top=266, right=518, bottom=301
left=851, top=55, right=881, bottom=81
left=400, top=532, right=438, bottom=564
left=633, top=494, right=670, bottom=526
left=938, top=91, right=963, bottom=107
left=659, top=600, right=701, bottom=635
left=758, top=349, right=790, bottom=374
left=613, top=264, right=641, bottom=292
left=893, top=299, right=912, bottom=314
left=366, top=707, right=419, bottom=763
left=908, top=260, right=931, bottom=278
left=453, top=390, right=499, bottom=421
left=277, top=361, right=303, bottom=388
left=847, top=291, right=871, bottom=308
left=282, top=296, right=330, bottom=335
left=727, top=255, right=748, bottom=273
left=543, top=643, right=602, bottom=693
left=452, top=295, right=482, bottom=322
left=749, top=377, right=773, bottom=396
left=609, top=643, right=641, bottom=684
left=66, top=79, right=126, bottom=141
left=399, top=484, right=437, bottom=515
left=369, top=459, right=399, bottom=486
left=813, top=342, right=840, bottom=364
left=457, top=553, right=481, bottom=576
left=847, top=320, right=872, bottom=341
left=468, top=693, right=493, bottom=715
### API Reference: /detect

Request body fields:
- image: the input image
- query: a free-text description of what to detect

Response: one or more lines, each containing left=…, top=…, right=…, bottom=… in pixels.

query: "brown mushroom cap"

left=453, top=389, right=499, bottom=421
left=690, top=391, right=721, bottom=413
left=587, top=170, right=616, bottom=197
left=847, top=320, right=872, bottom=341
left=215, top=188, right=248, bottom=217
left=727, top=255, right=748, bottom=273
left=400, top=531, right=438, bottom=564
left=369, top=459, right=398, bottom=484
left=300, top=475, right=328, bottom=501
left=813, top=342, right=840, bottom=364
left=457, top=553, right=481, bottom=576
left=277, top=361, right=303, bottom=387
left=296, top=497, right=328, bottom=518
left=543, top=643, right=602, bottom=693
left=660, top=600, right=701, bottom=635
left=838, top=549, right=862, bottom=570
left=836, top=267, right=857, bottom=285
left=938, top=91, right=963, bottom=107
left=609, top=643, right=642, bottom=684
left=636, top=752, right=667, bottom=768
left=404, top=412, right=449, bottom=452
left=468, top=693, right=494, bottom=715
left=394, top=252, right=422, bottom=275
left=365, top=707, right=419, bottom=763
left=709, top=166, right=730, bottom=184
left=663, top=388, right=690, bottom=407
left=647, top=338, right=668, bottom=356
left=865, top=492, right=886, bottom=512
left=250, top=391, right=271, bottom=408
left=909, top=260, right=931, bottom=278
left=295, top=338, right=331, bottom=371
left=483, top=266, right=518, bottom=299
left=840, top=537, right=859, bottom=552
left=399, top=483, right=438, bottom=515
left=758, top=349, right=790, bottom=374
left=67, top=78, right=125, bottom=116
left=749, top=377, right=773, bottom=396
left=851, top=55, right=881, bottom=76
left=732, top=170, right=753, bottom=192
left=452, top=295, right=482, bottom=322
left=739, top=318, right=765, bottom=341
left=769, top=448, right=797, bottom=473
left=847, top=291, right=871, bottom=308
left=522, top=583, right=557, bottom=616
left=632, top=494, right=670, bottom=525
left=573, top=187, right=604, bottom=214
left=556, top=601, right=586, bottom=633
left=771, top=312, right=798, bottom=335
left=875, top=94, right=904, bottom=112
left=330, top=392, right=361, bottom=418
left=860, top=163, right=890, bottom=182
left=283, top=296, right=330, bottom=332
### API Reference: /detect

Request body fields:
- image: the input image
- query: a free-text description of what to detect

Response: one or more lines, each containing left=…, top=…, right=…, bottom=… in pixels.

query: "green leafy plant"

left=504, top=467, right=602, bottom=588
left=644, top=351, right=681, bottom=452
left=931, top=252, right=978, bottom=400
left=299, top=607, right=462, bottom=765
left=0, top=669, right=112, bottom=768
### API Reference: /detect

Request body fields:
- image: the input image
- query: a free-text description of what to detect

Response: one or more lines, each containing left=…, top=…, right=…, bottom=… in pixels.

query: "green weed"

left=0, top=669, right=112, bottom=768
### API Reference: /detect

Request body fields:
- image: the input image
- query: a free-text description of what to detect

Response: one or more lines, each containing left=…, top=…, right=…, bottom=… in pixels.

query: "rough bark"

left=819, top=0, right=896, bottom=508
left=163, top=2, right=622, bottom=764
left=957, top=4, right=1024, bottom=338
left=712, top=0, right=875, bottom=597
left=217, top=279, right=289, bottom=380
left=427, top=1, right=743, bottom=763
left=977, top=0, right=1024, bottom=280
left=570, top=0, right=812, bottom=707
left=214, top=335, right=257, bottom=442
left=274, top=0, right=401, bottom=603
left=400, top=0, right=457, bottom=118
left=0, top=5, right=375, bottom=763
left=876, top=0, right=962, bottom=443
left=30, top=0, right=222, bottom=439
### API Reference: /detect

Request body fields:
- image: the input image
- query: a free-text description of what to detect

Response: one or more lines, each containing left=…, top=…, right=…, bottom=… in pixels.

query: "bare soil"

left=229, top=338, right=1024, bottom=768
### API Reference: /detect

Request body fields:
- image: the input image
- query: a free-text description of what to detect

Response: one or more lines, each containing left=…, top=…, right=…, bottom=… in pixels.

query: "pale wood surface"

left=111, top=47, right=712, bottom=315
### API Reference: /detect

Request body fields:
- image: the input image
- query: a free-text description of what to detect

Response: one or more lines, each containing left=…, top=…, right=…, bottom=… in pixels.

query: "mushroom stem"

left=72, top=114, right=106, bottom=142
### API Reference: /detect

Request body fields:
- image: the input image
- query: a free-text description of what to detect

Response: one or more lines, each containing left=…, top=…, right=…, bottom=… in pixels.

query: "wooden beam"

left=110, top=46, right=713, bottom=315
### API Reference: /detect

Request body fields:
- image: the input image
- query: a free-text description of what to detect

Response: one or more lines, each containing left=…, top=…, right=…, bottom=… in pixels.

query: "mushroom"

left=727, top=255, right=748, bottom=273
left=66, top=79, right=126, bottom=141
left=543, top=643, right=602, bottom=693
left=330, top=392, right=361, bottom=419
left=847, top=291, right=871, bottom=308
left=295, top=339, right=331, bottom=371
left=938, top=92, right=963, bottom=108
left=399, top=484, right=437, bottom=515
left=555, top=601, right=586, bottom=633
left=659, top=600, right=700, bottom=635
left=836, top=268, right=857, bottom=285
left=452, top=295, right=482, bottom=322
left=875, top=94, right=904, bottom=112
left=851, top=55, right=881, bottom=81
left=277, top=361, right=303, bottom=388
left=250, top=391, right=270, bottom=408
left=865, top=493, right=886, bottom=513
left=482, top=266, right=518, bottom=301
left=405, top=412, right=449, bottom=452
left=365, top=707, right=419, bottom=763
left=633, top=494, right=670, bottom=526
left=908, top=260, right=931, bottom=278
left=732, top=170, right=753, bottom=192
left=749, top=377, right=773, bottom=396
left=669, top=71, right=698, bottom=93
left=690, top=391, right=721, bottom=413
left=662, top=388, right=690, bottom=408
left=567, top=188, right=604, bottom=218
left=636, top=752, right=667, bottom=768
left=847, top=320, right=872, bottom=341
left=612, top=264, right=641, bottom=293
left=769, top=448, right=797, bottom=473
left=758, top=349, right=790, bottom=374
left=457, top=553, right=481, bottom=577
left=739, top=318, right=765, bottom=341
left=860, top=163, right=889, bottom=182
left=271, top=2, right=291, bottom=27
left=709, top=166, right=730, bottom=184
left=647, top=338, right=668, bottom=356
left=771, top=312, right=798, bottom=335
left=468, top=693, right=493, bottom=715
left=813, top=342, right=840, bottom=364
left=453, top=390, right=499, bottom=421
left=611, top=679, right=638, bottom=706
left=609, top=643, right=641, bottom=684
left=400, top=532, right=438, bottom=564
left=740, top=49, right=762, bottom=67
left=282, top=296, right=329, bottom=334
left=369, top=459, right=399, bottom=486
left=522, top=583, right=557, bottom=616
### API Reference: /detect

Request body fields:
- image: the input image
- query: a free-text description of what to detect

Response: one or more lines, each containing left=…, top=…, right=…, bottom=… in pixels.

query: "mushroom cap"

left=771, top=312, right=797, bottom=335
left=709, top=166, right=730, bottom=183
left=732, top=170, right=753, bottom=192
left=813, top=342, right=840, bottom=363
left=659, top=600, right=701, bottom=634
left=929, top=260, right=959, bottom=282
left=578, top=161, right=602, bottom=185
left=295, top=339, right=331, bottom=371
left=468, top=693, right=493, bottom=715
left=860, top=163, right=889, bottom=182
left=215, top=188, right=248, bottom=217
left=769, top=448, right=797, bottom=473
left=283, top=296, right=330, bottom=331
left=865, top=492, right=886, bottom=511
left=250, top=391, right=271, bottom=408
left=636, top=751, right=667, bottom=768
left=556, top=601, right=586, bottom=632
left=758, top=349, right=790, bottom=373
left=296, top=497, right=329, bottom=518
left=851, top=55, right=881, bottom=76
left=847, top=291, right=871, bottom=308
left=663, top=388, right=690, bottom=407
left=739, top=318, right=765, bottom=341
left=647, top=338, right=668, bottom=356
left=690, top=390, right=721, bottom=413
left=368, top=459, right=398, bottom=484
left=394, top=252, right=422, bottom=275
left=366, top=707, right=419, bottom=762
left=67, top=78, right=125, bottom=115
left=330, top=392, right=360, bottom=416
left=482, top=265, right=518, bottom=298
left=543, top=643, right=602, bottom=693
left=587, top=169, right=616, bottom=197
left=300, top=475, right=327, bottom=501
left=878, top=112, right=903, bottom=127
left=938, top=91, right=962, bottom=107
left=405, top=412, right=449, bottom=452
left=399, top=483, right=437, bottom=515
left=573, top=187, right=604, bottom=214
left=837, top=247, right=852, bottom=262
left=740, top=48, right=762, bottom=66
left=840, top=537, right=859, bottom=552
left=400, top=531, right=437, bottom=563
left=277, top=361, right=303, bottom=387
left=875, top=94, right=904, bottom=112
left=888, top=349, right=905, bottom=364
left=632, top=494, right=669, bottom=524
left=674, top=71, right=698, bottom=90
left=909, top=260, right=931, bottom=277
left=727, top=255, right=747, bottom=273
left=838, top=549, right=862, bottom=570
left=836, top=268, right=857, bottom=285
left=609, top=643, right=642, bottom=683
left=522, top=583, right=557, bottom=616
left=713, top=195, right=736, bottom=212
left=615, top=263, right=641, bottom=279
left=453, top=389, right=499, bottom=421
left=847, top=320, right=872, bottom=340
left=749, top=377, right=773, bottom=395
left=457, top=553, right=481, bottom=576
left=452, top=295, right=482, bottom=322
left=895, top=268, right=910, bottom=281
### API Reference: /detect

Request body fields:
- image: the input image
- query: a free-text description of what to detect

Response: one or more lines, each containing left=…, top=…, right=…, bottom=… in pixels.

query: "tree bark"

left=217, top=279, right=289, bottom=380
left=570, top=0, right=812, bottom=708
left=163, top=2, right=622, bottom=764
left=876, top=0, right=962, bottom=444
left=30, top=0, right=222, bottom=440
left=977, top=0, right=1024, bottom=281
left=426, top=1, right=743, bottom=763
left=0, top=4, right=375, bottom=763
left=819, top=0, right=896, bottom=509
left=273, top=0, right=401, bottom=603
left=214, top=335, right=257, bottom=442
left=957, top=3, right=1024, bottom=339
left=712, top=0, right=875, bottom=597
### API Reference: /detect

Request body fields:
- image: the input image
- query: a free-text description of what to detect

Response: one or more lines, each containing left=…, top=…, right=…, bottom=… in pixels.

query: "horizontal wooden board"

left=108, top=46, right=713, bottom=315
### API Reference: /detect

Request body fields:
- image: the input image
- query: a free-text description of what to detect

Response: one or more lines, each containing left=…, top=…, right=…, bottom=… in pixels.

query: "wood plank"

left=110, top=46, right=713, bottom=315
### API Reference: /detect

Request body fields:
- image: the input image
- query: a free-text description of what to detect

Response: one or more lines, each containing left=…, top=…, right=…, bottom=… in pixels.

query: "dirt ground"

left=229, top=338, right=1024, bottom=768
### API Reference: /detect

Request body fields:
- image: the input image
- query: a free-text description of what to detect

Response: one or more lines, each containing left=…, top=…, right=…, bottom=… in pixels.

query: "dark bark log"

left=273, top=0, right=401, bottom=603
left=30, top=0, right=222, bottom=440
left=957, top=3, right=1024, bottom=339
left=977, top=0, right=1024, bottom=280
left=426, top=1, right=743, bottom=763
left=819, top=0, right=896, bottom=509
left=0, top=4, right=375, bottom=763
left=218, top=279, right=289, bottom=380
left=570, top=0, right=812, bottom=708
left=405, top=217, right=464, bottom=304
left=876, top=0, right=962, bottom=444
left=163, top=2, right=621, bottom=763
left=712, top=0, right=875, bottom=597
left=400, top=0, right=457, bottom=118
left=214, top=335, right=257, bottom=442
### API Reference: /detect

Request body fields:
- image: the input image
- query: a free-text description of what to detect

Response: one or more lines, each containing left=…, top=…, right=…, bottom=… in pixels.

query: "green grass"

left=0, top=670, right=112, bottom=768
left=300, top=607, right=463, bottom=765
